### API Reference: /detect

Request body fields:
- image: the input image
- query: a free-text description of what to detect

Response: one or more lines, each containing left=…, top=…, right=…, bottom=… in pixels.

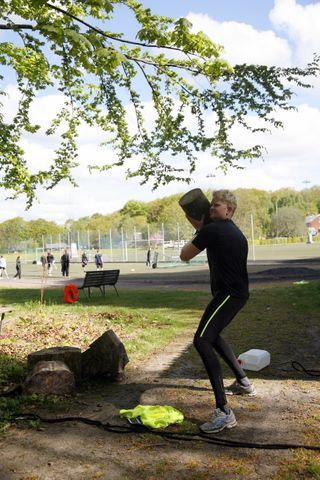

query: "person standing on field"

left=146, top=248, right=151, bottom=267
left=0, top=255, right=9, bottom=278
left=47, top=251, right=54, bottom=276
left=81, top=251, right=89, bottom=271
left=180, top=189, right=256, bottom=434
left=14, top=255, right=22, bottom=279
left=95, top=250, right=103, bottom=270
left=61, top=249, right=70, bottom=277
left=40, top=253, right=47, bottom=274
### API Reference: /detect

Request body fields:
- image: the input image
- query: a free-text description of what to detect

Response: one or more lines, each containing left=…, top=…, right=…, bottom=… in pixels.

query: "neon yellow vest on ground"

left=119, top=404, right=184, bottom=429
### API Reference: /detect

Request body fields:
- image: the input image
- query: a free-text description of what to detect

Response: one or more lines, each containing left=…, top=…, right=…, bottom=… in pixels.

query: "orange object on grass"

left=64, top=284, right=79, bottom=303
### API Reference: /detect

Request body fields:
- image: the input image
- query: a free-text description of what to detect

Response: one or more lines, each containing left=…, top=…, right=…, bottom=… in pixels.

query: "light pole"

left=275, top=199, right=279, bottom=239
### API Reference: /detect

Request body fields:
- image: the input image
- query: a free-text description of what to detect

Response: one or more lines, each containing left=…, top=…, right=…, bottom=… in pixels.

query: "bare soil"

left=0, top=267, right=320, bottom=480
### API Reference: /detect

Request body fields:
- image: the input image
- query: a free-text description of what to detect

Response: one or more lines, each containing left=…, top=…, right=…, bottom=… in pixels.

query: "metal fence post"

left=109, top=229, right=113, bottom=262
left=134, top=226, right=138, bottom=262
left=161, top=223, right=165, bottom=260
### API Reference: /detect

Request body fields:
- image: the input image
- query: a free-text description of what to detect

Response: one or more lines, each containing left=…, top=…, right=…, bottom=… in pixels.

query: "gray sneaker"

left=225, top=380, right=257, bottom=396
left=199, top=408, right=237, bottom=434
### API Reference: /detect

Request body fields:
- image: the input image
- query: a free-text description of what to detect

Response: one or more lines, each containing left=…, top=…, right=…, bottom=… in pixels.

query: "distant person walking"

left=40, top=253, right=47, bottom=274
left=14, top=255, right=22, bottom=279
left=0, top=255, right=9, bottom=278
left=81, top=251, right=89, bottom=271
left=95, top=250, right=103, bottom=270
left=146, top=248, right=151, bottom=267
left=61, top=250, right=70, bottom=277
left=47, top=251, right=55, bottom=276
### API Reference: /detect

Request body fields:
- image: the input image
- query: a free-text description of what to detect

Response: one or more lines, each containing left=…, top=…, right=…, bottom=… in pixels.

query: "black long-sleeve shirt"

left=192, top=219, right=249, bottom=299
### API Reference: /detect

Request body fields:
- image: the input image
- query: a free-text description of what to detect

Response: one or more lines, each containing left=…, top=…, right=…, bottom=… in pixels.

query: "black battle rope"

left=291, top=361, right=320, bottom=377
left=269, top=361, right=320, bottom=376
left=10, top=413, right=320, bottom=451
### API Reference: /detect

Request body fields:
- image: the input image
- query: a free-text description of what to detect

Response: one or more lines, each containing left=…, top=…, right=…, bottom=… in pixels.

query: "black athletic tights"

left=193, top=292, right=248, bottom=409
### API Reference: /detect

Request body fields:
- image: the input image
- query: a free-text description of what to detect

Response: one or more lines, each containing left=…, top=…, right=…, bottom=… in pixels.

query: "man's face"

left=210, top=199, right=231, bottom=219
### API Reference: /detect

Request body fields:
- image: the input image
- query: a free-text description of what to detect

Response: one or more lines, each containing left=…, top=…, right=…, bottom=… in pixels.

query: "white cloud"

left=200, top=103, right=320, bottom=192
left=0, top=173, right=181, bottom=225
left=2, top=99, right=320, bottom=224
left=270, top=0, right=320, bottom=64
left=186, top=12, right=292, bottom=66
left=269, top=0, right=320, bottom=103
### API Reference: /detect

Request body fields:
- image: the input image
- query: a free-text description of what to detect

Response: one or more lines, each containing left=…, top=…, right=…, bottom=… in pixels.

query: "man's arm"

left=180, top=241, right=202, bottom=262
left=180, top=213, right=206, bottom=261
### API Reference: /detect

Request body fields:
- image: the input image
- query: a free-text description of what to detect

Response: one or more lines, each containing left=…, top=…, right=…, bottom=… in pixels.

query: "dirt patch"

left=1, top=327, right=319, bottom=480
left=0, top=268, right=320, bottom=479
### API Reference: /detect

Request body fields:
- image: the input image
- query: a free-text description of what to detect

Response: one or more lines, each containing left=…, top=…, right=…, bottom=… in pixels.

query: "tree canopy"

left=1, top=0, right=319, bottom=207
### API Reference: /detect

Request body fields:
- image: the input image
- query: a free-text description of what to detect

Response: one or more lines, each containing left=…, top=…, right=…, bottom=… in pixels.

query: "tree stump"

left=23, top=360, right=75, bottom=395
left=81, top=329, right=129, bottom=381
left=27, top=346, right=82, bottom=382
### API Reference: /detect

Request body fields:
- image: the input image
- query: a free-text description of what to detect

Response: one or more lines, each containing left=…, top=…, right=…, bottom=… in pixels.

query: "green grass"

left=0, top=287, right=209, bottom=431
left=1, top=281, right=319, bottom=386
left=225, top=281, right=320, bottom=377
left=274, top=452, right=320, bottom=480
left=0, top=282, right=319, bottom=479
left=0, top=287, right=209, bottom=383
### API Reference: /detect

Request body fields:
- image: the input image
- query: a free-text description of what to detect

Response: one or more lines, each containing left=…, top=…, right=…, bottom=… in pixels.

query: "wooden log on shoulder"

left=23, top=360, right=75, bottom=395
left=27, top=346, right=82, bottom=382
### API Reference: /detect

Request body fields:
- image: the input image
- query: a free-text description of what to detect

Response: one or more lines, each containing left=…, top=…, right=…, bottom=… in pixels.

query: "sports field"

left=0, top=241, right=319, bottom=290
left=247, top=240, right=320, bottom=261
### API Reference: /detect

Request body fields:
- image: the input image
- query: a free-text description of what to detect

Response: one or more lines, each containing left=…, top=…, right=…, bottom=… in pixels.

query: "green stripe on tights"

left=200, top=295, right=231, bottom=337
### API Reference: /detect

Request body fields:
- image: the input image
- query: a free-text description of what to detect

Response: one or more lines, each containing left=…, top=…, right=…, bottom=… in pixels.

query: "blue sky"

left=1, top=0, right=320, bottom=223
left=130, top=0, right=315, bottom=29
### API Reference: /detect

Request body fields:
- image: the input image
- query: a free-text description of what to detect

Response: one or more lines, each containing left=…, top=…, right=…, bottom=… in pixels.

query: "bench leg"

left=113, top=285, right=119, bottom=297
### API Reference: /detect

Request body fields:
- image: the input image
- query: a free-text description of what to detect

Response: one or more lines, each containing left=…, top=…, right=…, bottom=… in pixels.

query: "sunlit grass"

left=0, top=282, right=319, bottom=478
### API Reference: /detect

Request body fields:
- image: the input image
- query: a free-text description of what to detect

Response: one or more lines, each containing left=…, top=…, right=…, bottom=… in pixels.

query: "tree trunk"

left=27, top=346, right=82, bottom=382
left=23, top=360, right=75, bottom=395
left=81, top=329, right=129, bottom=381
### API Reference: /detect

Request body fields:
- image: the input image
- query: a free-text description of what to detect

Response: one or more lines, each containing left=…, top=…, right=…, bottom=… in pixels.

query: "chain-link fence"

left=1, top=218, right=316, bottom=265
left=1, top=222, right=207, bottom=264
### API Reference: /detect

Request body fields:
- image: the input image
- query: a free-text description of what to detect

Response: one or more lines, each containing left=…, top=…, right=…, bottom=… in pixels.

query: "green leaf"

left=65, top=29, right=92, bottom=50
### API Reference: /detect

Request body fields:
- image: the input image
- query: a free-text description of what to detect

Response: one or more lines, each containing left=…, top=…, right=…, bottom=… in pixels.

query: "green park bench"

left=78, top=269, right=120, bottom=298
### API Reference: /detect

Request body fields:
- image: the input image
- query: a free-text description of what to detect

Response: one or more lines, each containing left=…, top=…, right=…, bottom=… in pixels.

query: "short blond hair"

left=212, top=189, right=237, bottom=213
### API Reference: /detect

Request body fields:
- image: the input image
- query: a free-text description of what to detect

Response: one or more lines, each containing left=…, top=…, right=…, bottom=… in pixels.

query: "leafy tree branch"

left=0, top=0, right=319, bottom=207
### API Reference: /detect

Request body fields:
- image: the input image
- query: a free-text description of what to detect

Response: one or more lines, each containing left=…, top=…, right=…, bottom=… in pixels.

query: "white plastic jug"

left=238, top=349, right=271, bottom=371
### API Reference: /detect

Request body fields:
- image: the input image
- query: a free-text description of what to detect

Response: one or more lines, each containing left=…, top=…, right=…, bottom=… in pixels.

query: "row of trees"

left=1, top=186, right=319, bottom=251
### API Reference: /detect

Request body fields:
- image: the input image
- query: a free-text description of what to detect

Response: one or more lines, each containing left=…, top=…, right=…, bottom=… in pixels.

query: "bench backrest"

left=82, top=271, right=105, bottom=287
left=82, top=269, right=119, bottom=287
left=102, top=269, right=120, bottom=285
